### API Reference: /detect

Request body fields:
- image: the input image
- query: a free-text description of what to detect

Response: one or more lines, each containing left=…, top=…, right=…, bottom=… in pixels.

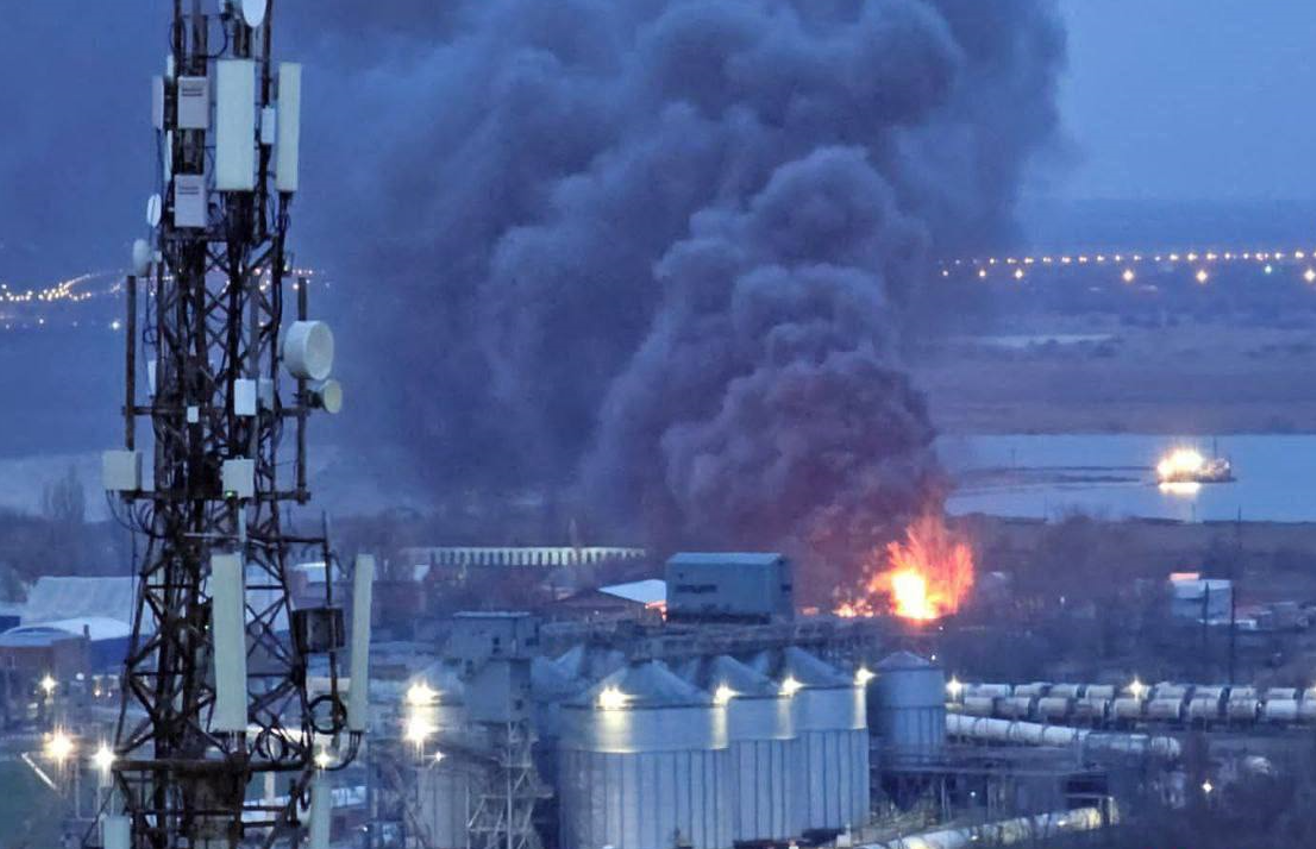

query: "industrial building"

left=665, top=553, right=794, bottom=624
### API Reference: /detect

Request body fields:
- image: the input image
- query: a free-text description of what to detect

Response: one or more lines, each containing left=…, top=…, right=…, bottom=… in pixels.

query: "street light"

left=405, top=680, right=436, bottom=708
left=92, top=744, right=115, bottom=773
left=40, top=675, right=56, bottom=697
left=854, top=668, right=875, bottom=686
left=45, top=730, right=75, bottom=764
left=597, top=687, right=628, bottom=711
left=947, top=678, right=964, bottom=699
left=780, top=677, right=803, bottom=697
left=713, top=685, right=736, bottom=707
left=403, top=713, right=432, bottom=749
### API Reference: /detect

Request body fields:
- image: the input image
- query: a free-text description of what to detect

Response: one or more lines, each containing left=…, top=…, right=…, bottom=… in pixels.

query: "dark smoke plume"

left=293, top=0, right=1066, bottom=583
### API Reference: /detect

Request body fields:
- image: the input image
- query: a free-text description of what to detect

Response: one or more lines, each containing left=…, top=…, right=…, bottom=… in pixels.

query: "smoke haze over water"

left=0, top=2, right=1066, bottom=579
left=291, top=0, right=1067, bottom=574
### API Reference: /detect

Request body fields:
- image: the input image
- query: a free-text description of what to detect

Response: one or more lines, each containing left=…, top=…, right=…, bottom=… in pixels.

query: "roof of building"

left=555, top=645, right=626, bottom=683
left=750, top=646, right=850, bottom=688
left=0, top=627, right=83, bottom=648
left=598, top=579, right=666, bottom=606
left=679, top=654, right=775, bottom=697
left=667, top=552, right=785, bottom=568
left=876, top=650, right=936, bottom=671
left=23, top=576, right=137, bottom=626
left=572, top=660, right=711, bottom=709
left=7, top=617, right=131, bottom=642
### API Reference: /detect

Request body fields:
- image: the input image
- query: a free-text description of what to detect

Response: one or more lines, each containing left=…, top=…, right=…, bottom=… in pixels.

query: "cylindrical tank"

left=531, top=655, right=585, bottom=800
left=406, top=666, right=473, bottom=848
left=1263, top=699, right=1299, bottom=723
left=1152, top=683, right=1188, bottom=701
left=1085, top=685, right=1116, bottom=700
left=868, top=651, right=945, bottom=767
left=1048, top=684, right=1084, bottom=700
left=996, top=696, right=1036, bottom=720
left=417, top=764, right=477, bottom=849
left=962, top=696, right=997, bottom=717
left=753, top=648, right=869, bottom=834
left=1072, top=697, right=1109, bottom=724
left=1111, top=697, right=1145, bottom=722
left=555, top=644, right=625, bottom=685
left=1298, top=700, right=1316, bottom=723
left=1187, top=697, right=1222, bottom=724
left=1193, top=686, right=1227, bottom=702
left=559, top=660, right=732, bottom=849
left=970, top=683, right=1013, bottom=698
left=681, top=655, right=796, bottom=845
left=1227, top=698, right=1260, bottom=722
left=1265, top=687, right=1298, bottom=702
left=1037, top=697, right=1072, bottom=723
left=1146, top=698, right=1184, bottom=722
left=1013, top=682, right=1050, bottom=699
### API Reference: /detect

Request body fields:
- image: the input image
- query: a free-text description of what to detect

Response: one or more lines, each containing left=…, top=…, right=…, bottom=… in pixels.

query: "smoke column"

left=287, top=0, right=1066, bottom=587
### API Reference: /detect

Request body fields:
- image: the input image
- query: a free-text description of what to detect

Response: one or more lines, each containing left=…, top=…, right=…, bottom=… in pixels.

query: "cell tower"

left=97, top=1, right=369, bottom=847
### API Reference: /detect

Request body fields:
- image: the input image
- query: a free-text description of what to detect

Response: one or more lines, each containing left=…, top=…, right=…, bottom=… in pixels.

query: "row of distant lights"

left=0, top=267, right=320, bottom=311
left=946, top=248, right=1316, bottom=286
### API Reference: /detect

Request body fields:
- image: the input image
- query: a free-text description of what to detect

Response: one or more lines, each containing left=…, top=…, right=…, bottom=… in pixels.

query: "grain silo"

left=867, top=651, right=946, bottom=767
left=408, top=665, right=474, bottom=849
left=680, top=654, right=798, bottom=844
left=417, top=763, right=477, bottom=849
left=555, top=643, right=626, bottom=685
left=752, top=647, right=870, bottom=835
left=559, top=660, right=732, bottom=849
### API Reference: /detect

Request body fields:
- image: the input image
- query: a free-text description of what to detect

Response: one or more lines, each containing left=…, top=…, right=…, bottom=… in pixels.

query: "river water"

left=940, top=434, right=1316, bottom=522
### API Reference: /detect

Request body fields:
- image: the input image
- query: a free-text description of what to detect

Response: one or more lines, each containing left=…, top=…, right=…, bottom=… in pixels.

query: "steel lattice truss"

left=102, top=3, right=353, bottom=848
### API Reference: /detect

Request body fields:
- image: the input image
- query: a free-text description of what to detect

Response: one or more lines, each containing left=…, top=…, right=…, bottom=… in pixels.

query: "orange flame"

left=835, top=515, right=974, bottom=621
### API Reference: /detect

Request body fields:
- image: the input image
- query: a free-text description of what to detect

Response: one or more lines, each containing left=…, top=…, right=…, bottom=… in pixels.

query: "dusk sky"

left=1054, top=0, right=1316, bottom=202
left=3, top=2, right=1316, bottom=283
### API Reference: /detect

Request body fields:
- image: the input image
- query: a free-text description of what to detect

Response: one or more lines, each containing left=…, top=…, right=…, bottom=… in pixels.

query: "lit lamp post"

left=39, top=674, right=56, bottom=728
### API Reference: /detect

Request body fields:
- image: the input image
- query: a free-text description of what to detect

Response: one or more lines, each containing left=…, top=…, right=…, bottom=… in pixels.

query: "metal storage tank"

left=558, top=660, right=732, bottom=849
left=1072, top=697, right=1109, bottom=724
left=996, top=696, right=1036, bottom=720
left=531, top=655, right=586, bottom=805
left=1227, top=698, right=1260, bottom=722
left=970, top=683, right=1012, bottom=698
left=1263, top=699, right=1299, bottom=723
left=681, top=655, right=796, bottom=844
left=962, top=696, right=997, bottom=717
left=1013, top=682, right=1050, bottom=698
left=1147, top=698, right=1184, bottom=722
left=1085, top=684, right=1116, bottom=700
left=407, top=666, right=473, bottom=849
left=1265, top=687, right=1298, bottom=702
left=1111, top=697, right=1145, bottom=723
left=752, top=647, right=869, bottom=835
left=1037, top=697, right=1072, bottom=723
left=868, top=651, right=945, bottom=767
left=555, top=644, right=625, bottom=685
left=1048, top=683, right=1083, bottom=700
left=1187, top=697, right=1222, bottom=724
left=417, top=762, right=477, bottom=849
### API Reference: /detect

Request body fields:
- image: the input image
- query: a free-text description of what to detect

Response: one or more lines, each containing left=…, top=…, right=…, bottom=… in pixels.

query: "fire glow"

left=836, top=515, right=975, bottom=622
